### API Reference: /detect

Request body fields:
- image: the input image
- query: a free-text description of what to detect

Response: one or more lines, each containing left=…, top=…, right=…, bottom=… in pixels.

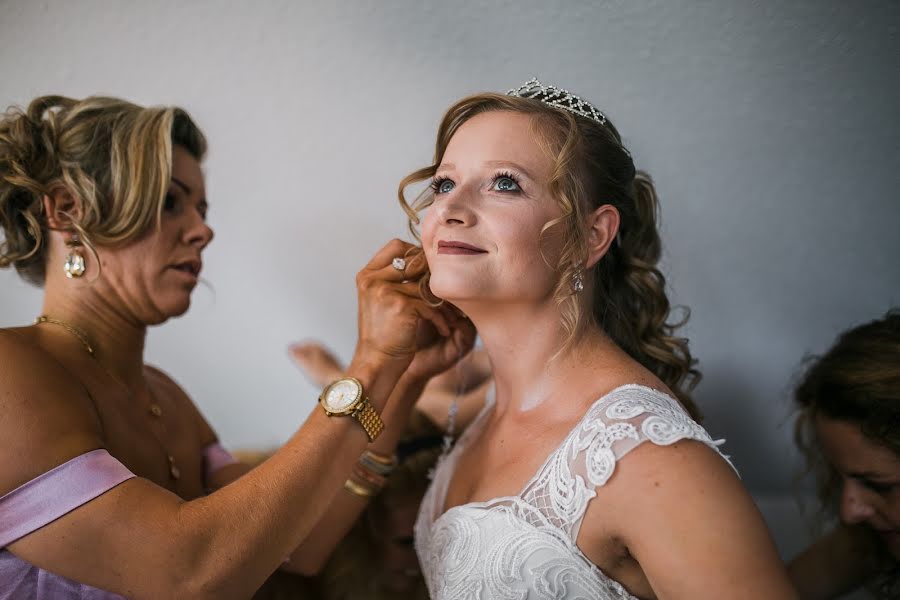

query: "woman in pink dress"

left=0, top=95, right=474, bottom=598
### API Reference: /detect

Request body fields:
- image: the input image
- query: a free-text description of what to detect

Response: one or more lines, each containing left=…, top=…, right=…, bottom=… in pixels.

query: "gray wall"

left=2, top=0, right=898, bottom=505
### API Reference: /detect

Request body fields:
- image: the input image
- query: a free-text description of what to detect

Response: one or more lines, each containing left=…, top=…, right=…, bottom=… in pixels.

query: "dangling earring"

left=64, top=234, right=86, bottom=278
left=572, top=266, right=585, bottom=293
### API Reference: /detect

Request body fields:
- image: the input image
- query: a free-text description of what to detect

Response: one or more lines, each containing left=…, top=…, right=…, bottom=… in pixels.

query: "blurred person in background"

left=789, top=310, right=900, bottom=599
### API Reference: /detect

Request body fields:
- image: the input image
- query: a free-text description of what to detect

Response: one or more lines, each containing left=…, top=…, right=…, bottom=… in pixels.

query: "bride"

left=401, top=80, right=797, bottom=599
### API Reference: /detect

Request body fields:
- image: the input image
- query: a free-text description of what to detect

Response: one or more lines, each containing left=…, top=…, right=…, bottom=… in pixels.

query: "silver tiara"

left=507, top=78, right=607, bottom=125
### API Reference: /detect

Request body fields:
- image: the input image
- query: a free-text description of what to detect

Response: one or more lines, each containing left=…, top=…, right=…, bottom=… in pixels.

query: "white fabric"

left=415, top=384, right=736, bottom=600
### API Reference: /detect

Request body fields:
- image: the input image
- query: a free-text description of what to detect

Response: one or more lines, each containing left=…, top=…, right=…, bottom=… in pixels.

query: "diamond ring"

left=392, top=257, right=406, bottom=271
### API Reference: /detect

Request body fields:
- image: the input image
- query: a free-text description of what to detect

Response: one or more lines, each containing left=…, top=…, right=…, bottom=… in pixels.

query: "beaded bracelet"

left=364, top=449, right=397, bottom=465
left=359, top=450, right=397, bottom=477
left=352, top=462, right=387, bottom=489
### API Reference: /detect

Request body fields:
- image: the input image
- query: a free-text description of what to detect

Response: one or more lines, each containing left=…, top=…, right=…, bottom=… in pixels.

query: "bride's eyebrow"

left=483, top=161, right=535, bottom=180
left=435, top=161, right=536, bottom=180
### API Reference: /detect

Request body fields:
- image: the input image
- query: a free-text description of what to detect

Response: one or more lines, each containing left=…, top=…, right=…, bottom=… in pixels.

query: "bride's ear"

left=584, top=204, right=619, bottom=269
left=42, top=185, right=83, bottom=231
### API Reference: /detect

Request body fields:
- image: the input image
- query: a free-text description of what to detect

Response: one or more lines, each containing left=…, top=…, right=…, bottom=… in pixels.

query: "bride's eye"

left=431, top=177, right=455, bottom=195
left=491, top=174, right=520, bottom=193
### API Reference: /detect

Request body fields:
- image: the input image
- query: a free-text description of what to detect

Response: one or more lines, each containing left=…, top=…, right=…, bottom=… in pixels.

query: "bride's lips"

left=437, top=240, right=487, bottom=255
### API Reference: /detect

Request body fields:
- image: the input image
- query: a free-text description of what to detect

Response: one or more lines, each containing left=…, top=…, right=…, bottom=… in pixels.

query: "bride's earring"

left=64, top=234, right=86, bottom=278
left=571, top=266, right=585, bottom=293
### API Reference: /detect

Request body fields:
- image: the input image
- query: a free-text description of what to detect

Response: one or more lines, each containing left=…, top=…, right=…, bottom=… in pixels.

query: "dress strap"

left=0, top=449, right=135, bottom=548
left=519, top=385, right=736, bottom=540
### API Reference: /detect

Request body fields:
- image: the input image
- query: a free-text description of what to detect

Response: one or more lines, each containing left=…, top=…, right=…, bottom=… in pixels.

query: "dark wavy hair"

left=794, top=309, right=900, bottom=597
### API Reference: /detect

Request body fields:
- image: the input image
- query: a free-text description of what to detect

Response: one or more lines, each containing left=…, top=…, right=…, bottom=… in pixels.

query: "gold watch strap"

left=352, top=398, right=384, bottom=442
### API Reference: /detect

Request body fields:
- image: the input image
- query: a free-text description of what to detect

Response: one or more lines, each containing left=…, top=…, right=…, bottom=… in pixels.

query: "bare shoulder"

left=587, top=433, right=745, bottom=533
left=0, top=328, right=104, bottom=494
left=579, top=437, right=796, bottom=597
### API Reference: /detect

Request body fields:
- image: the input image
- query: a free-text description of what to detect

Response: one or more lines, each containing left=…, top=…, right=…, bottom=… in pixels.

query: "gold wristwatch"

left=319, top=377, right=384, bottom=442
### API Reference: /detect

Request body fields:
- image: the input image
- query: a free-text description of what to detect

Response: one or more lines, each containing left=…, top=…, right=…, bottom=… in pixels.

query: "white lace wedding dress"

left=414, top=384, right=735, bottom=599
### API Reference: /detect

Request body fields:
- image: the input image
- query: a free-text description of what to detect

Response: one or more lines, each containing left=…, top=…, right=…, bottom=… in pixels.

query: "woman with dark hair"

left=789, top=310, right=900, bottom=599
left=0, top=95, right=474, bottom=598
left=401, top=79, right=797, bottom=599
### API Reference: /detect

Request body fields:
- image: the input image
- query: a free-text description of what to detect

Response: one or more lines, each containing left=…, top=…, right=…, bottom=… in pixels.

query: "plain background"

left=2, top=0, right=898, bottom=571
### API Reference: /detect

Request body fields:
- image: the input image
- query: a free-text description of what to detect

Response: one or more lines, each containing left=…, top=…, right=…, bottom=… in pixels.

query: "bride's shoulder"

left=562, top=380, right=735, bottom=483
left=577, top=381, right=700, bottom=435
left=574, top=383, right=738, bottom=512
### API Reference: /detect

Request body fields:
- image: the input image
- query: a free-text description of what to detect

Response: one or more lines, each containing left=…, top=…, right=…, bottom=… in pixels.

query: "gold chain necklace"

left=34, top=315, right=182, bottom=480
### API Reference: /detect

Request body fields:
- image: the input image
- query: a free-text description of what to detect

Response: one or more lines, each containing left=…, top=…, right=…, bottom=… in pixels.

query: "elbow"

left=163, top=542, right=237, bottom=600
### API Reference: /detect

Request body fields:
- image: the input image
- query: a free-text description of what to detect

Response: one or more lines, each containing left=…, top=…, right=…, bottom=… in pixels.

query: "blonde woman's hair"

left=0, top=95, right=206, bottom=285
left=399, top=93, right=701, bottom=418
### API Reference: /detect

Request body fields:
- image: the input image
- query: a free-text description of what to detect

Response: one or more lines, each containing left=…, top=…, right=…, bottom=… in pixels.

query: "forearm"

left=171, top=360, right=409, bottom=598
left=282, top=375, right=428, bottom=575
left=167, top=412, right=363, bottom=597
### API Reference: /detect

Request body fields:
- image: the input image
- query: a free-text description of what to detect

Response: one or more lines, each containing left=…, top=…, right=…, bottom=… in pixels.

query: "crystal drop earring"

left=63, top=234, right=86, bottom=278
left=572, top=266, right=585, bottom=293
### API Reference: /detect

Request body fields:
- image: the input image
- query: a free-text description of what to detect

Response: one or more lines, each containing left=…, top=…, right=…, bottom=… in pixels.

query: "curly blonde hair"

left=399, top=92, right=701, bottom=418
left=0, top=95, right=206, bottom=285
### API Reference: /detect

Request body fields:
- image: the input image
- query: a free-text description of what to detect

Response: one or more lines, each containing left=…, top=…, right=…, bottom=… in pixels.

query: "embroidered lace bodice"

left=414, top=384, right=735, bottom=600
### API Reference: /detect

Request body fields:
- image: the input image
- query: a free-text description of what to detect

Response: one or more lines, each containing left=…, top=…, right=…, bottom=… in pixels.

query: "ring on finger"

left=392, top=257, right=407, bottom=271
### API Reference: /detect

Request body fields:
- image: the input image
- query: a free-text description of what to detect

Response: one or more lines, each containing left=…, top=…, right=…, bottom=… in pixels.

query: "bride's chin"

left=428, top=274, right=484, bottom=298
left=428, top=284, right=478, bottom=305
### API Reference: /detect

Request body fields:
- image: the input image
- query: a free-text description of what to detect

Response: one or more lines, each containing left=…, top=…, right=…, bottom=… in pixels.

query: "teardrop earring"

left=571, top=266, right=585, bottom=293
left=64, top=234, right=86, bottom=278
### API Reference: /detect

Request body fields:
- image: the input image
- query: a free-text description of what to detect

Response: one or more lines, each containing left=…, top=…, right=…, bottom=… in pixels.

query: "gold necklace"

left=34, top=315, right=181, bottom=480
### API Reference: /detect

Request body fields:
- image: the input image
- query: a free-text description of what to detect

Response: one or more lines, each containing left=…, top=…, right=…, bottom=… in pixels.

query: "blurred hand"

left=288, top=342, right=345, bottom=388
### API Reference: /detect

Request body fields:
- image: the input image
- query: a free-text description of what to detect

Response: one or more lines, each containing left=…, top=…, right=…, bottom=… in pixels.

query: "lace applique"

left=415, top=384, right=736, bottom=600
left=605, top=389, right=715, bottom=446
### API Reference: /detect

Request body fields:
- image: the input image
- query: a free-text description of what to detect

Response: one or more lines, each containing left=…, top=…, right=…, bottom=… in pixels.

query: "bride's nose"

left=436, top=188, right=477, bottom=227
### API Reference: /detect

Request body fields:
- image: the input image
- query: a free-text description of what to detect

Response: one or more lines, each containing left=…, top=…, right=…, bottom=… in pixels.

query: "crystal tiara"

left=507, top=78, right=608, bottom=126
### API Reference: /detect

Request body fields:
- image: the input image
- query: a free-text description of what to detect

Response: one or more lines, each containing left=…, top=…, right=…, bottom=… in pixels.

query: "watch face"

left=325, top=379, right=361, bottom=412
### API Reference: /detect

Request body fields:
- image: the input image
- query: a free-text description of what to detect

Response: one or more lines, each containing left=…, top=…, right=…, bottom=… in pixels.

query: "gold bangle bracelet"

left=343, top=477, right=378, bottom=498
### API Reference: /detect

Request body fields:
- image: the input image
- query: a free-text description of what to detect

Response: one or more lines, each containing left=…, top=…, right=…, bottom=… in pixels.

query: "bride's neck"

left=466, top=302, right=612, bottom=417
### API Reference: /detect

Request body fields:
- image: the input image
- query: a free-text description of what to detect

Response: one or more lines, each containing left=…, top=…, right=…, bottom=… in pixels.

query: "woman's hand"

left=405, top=307, right=476, bottom=382
left=352, top=239, right=458, bottom=374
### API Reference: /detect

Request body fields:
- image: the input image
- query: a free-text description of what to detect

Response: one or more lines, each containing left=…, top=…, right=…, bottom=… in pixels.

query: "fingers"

left=355, top=239, right=463, bottom=369
left=360, top=240, right=428, bottom=284
left=363, top=239, right=419, bottom=271
left=377, top=250, right=429, bottom=283
left=414, top=301, right=474, bottom=348
left=414, top=301, right=452, bottom=337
